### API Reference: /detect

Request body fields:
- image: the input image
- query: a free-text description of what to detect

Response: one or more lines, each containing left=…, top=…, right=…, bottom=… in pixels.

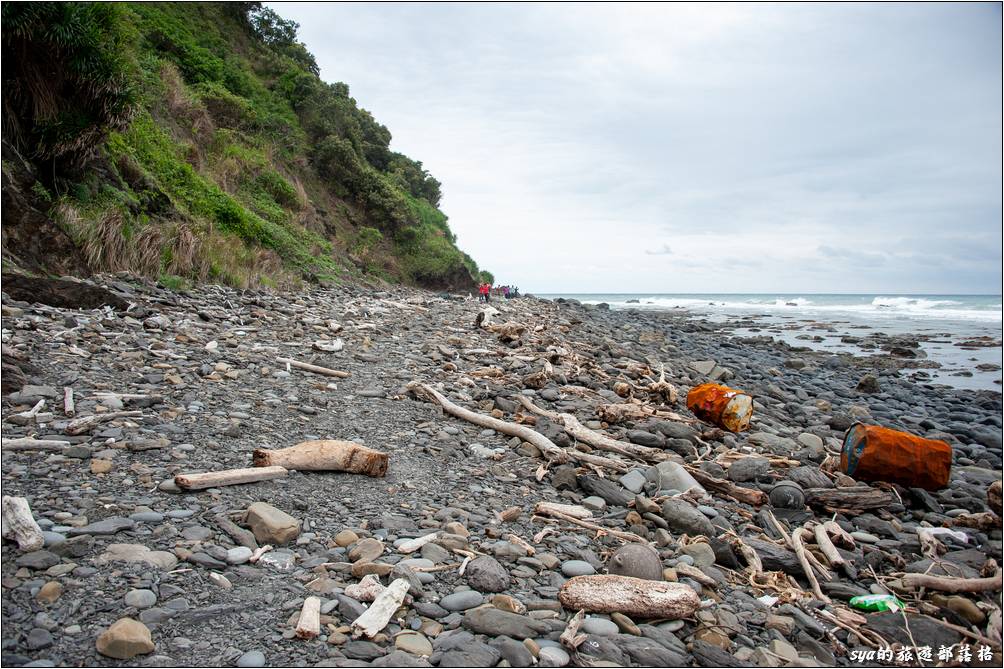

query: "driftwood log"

left=397, top=532, right=440, bottom=554
left=1, top=438, right=71, bottom=451
left=792, top=527, right=831, bottom=603
left=213, top=513, right=258, bottom=550
left=64, top=411, right=142, bottom=435
left=516, top=396, right=665, bottom=462
left=684, top=466, right=768, bottom=506
left=407, top=382, right=629, bottom=471
left=1, top=496, right=44, bottom=551
left=351, top=578, right=410, bottom=638
left=989, top=480, right=1002, bottom=517
left=345, top=574, right=386, bottom=602
left=175, top=466, right=288, bottom=490
left=901, top=571, right=1003, bottom=593
left=804, top=486, right=892, bottom=515
left=253, top=440, right=388, bottom=477
left=534, top=502, right=593, bottom=519
left=534, top=505, right=647, bottom=544
left=295, top=596, right=321, bottom=639
left=276, top=356, right=350, bottom=378
left=558, top=575, right=700, bottom=619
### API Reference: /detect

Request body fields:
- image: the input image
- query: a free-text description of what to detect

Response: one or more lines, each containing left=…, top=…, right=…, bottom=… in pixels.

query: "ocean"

left=538, top=294, right=1003, bottom=392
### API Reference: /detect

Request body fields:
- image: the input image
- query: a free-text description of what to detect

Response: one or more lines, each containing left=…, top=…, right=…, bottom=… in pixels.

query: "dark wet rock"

left=462, top=608, right=549, bottom=640
left=661, top=499, right=715, bottom=537
left=465, top=556, right=510, bottom=593
left=578, top=475, right=633, bottom=507
left=15, top=551, right=59, bottom=570
left=67, top=517, right=134, bottom=536
left=727, top=456, right=769, bottom=482
left=614, top=633, right=690, bottom=666
left=1, top=274, right=129, bottom=310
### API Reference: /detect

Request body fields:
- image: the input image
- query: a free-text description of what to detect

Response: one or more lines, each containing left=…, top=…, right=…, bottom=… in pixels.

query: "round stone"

left=581, top=617, right=619, bottom=636
left=226, top=547, right=254, bottom=565
left=539, top=645, right=570, bottom=667
left=439, top=590, right=484, bottom=611
left=348, top=537, right=383, bottom=562
left=124, top=589, right=157, bottom=610
left=560, top=560, right=595, bottom=577
left=395, top=631, right=433, bottom=657
left=334, top=530, right=359, bottom=547
left=236, top=650, right=266, bottom=667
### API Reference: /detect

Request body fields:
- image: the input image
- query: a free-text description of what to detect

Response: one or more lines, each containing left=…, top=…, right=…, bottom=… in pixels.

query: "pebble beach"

left=1, top=275, right=1002, bottom=667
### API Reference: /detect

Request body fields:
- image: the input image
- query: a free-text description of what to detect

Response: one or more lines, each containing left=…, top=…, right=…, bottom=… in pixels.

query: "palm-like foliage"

left=2, top=2, right=136, bottom=162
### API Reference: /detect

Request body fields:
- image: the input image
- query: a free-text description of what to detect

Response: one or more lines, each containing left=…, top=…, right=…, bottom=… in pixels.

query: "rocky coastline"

left=2, top=274, right=1001, bottom=667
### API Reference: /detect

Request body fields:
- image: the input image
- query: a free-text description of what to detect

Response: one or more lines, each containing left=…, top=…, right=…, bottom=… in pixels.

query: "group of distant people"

left=478, top=283, right=520, bottom=302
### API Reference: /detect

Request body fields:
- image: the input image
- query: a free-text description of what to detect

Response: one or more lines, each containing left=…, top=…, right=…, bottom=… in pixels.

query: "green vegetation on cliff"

left=1, top=2, right=485, bottom=290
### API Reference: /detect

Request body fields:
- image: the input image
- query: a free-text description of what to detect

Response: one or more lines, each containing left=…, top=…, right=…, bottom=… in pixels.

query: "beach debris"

left=558, top=574, right=700, bottom=619
left=1, top=437, right=71, bottom=452
left=407, top=381, right=630, bottom=471
left=849, top=594, right=906, bottom=612
left=901, top=570, right=1003, bottom=593
left=534, top=503, right=648, bottom=544
left=253, top=440, right=388, bottom=476
left=295, top=596, right=321, bottom=639
left=988, top=480, right=1002, bottom=516
left=841, top=422, right=952, bottom=490
left=684, top=465, right=768, bottom=506
left=276, top=356, right=350, bottom=378
left=686, top=383, right=753, bottom=432
left=174, top=466, right=288, bottom=490
left=351, top=578, right=410, bottom=638
left=2, top=496, right=44, bottom=551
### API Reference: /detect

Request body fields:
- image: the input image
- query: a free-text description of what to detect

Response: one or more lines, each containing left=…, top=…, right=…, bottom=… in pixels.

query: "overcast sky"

left=273, top=2, right=1002, bottom=294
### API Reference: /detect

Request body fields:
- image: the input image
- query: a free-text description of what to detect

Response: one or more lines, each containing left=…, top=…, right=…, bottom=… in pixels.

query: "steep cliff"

left=2, top=2, right=488, bottom=290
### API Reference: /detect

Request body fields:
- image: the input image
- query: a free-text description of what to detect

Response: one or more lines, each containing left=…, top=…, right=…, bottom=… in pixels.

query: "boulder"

left=95, top=618, right=155, bottom=659
left=245, top=502, right=300, bottom=545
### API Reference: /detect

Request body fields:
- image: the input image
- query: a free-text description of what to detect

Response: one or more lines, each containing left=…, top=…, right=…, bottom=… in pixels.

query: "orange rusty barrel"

left=841, top=423, right=952, bottom=490
left=686, top=383, right=753, bottom=432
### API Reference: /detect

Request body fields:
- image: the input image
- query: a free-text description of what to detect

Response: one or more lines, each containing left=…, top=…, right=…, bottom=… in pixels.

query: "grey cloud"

left=273, top=2, right=1002, bottom=293
left=645, top=244, right=673, bottom=256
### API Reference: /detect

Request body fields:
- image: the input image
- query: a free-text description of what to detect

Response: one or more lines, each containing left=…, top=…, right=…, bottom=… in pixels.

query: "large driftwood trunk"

left=253, top=440, right=388, bottom=477
left=558, top=575, right=700, bottom=619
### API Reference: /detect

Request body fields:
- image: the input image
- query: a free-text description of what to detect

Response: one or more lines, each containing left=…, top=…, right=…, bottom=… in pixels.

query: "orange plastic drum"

left=686, top=383, right=753, bottom=433
left=841, top=423, right=952, bottom=490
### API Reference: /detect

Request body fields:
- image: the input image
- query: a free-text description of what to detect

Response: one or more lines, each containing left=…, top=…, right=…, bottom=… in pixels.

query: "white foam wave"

left=871, top=296, right=961, bottom=309
left=579, top=296, right=1002, bottom=323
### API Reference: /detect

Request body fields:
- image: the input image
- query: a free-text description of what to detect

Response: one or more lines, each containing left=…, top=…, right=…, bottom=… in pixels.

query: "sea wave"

left=870, top=296, right=961, bottom=309
left=576, top=295, right=1003, bottom=322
